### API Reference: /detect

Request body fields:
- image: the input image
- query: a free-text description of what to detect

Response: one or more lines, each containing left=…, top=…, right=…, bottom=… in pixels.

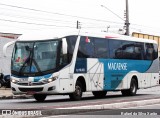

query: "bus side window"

left=134, top=42, right=145, bottom=60
left=145, top=43, right=155, bottom=60
left=109, top=39, right=122, bottom=59
left=122, top=45, right=135, bottom=59
left=94, top=38, right=108, bottom=58
left=85, top=38, right=94, bottom=58
left=153, top=44, right=158, bottom=59
left=77, top=36, right=94, bottom=58
left=120, top=41, right=144, bottom=60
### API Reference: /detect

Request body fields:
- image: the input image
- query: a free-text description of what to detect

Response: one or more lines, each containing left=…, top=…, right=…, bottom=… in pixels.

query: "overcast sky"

left=0, top=0, right=160, bottom=35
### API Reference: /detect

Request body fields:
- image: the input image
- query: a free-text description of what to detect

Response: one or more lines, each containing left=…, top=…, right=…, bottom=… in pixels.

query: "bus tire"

left=34, top=94, right=47, bottom=102
left=92, top=91, right=107, bottom=98
left=121, top=78, right=137, bottom=96
left=69, top=81, right=82, bottom=101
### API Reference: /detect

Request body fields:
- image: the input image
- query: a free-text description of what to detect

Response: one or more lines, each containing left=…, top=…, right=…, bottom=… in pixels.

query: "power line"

left=0, top=11, right=117, bottom=29
left=0, top=7, right=125, bottom=29
left=0, top=2, right=124, bottom=25
left=0, top=18, right=75, bottom=28
left=0, top=24, right=42, bottom=30
left=131, top=23, right=160, bottom=30
left=0, top=12, right=125, bottom=30
left=1, top=2, right=158, bottom=33
left=0, top=10, right=75, bottom=24
left=0, top=8, right=123, bottom=27
left=0, top=16, right=124, bottom=30
left=1, top=12, right=158, bottom=33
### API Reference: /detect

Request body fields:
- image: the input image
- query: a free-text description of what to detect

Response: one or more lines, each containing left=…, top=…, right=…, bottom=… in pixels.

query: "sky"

left=0, top=0, right=160, bottom=35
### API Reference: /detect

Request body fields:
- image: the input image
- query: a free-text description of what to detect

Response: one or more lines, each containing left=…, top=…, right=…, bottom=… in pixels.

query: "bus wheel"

left=92, top=91, right=107, bottom=98
left=69, top=81, right=82, bottom=101
left=34, top=94, right=47, bottom=102
left=121, top=78, right=137, bottom=96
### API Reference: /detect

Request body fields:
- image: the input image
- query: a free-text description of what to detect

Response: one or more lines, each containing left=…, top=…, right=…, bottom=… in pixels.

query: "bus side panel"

left=151, top=73, right=159, bottom=86
left=99, top=59, right=152, bottom=91
left=142, top=73, right=151, bottom=88
left=74, top=58, right=104, bottom=91
left=59, top=67, right=74, bottom=93
left=146, top=58, right=159, bottom=87
left=87, top=58, right=104, bottom=91
left=126, top=72, right=146, bottom=88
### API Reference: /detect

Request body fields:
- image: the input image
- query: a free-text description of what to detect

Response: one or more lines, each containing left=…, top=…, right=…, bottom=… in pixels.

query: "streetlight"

left=101, top=5, right=124, bottom=21
left=101, top=0, right=130, bottom=36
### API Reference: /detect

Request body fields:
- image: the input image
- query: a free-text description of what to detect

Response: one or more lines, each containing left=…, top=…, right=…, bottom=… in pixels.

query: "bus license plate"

left=19, top=78, right=28, bottom=82
left=27, top=91, right=35, bottom=95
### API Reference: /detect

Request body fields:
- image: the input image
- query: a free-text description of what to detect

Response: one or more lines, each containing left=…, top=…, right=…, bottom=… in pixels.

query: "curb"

left=0, top=88, right=33, bottom=99
left=0, top=95, right=33, bottom=100
left=60, top=98, right=160, bottom=109
left=41, top=98, right=160, bottom=116
left=0, top=95, right=33, bottom=99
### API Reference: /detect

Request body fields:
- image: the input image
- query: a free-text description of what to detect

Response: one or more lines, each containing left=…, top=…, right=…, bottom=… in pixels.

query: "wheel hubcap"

left=131, top=83, right=136, bottom=93
left=75, top=86, right=81, bottom=96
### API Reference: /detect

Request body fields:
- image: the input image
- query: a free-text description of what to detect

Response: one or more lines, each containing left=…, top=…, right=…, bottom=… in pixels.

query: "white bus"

left=3, top=30, right=159, bottom=102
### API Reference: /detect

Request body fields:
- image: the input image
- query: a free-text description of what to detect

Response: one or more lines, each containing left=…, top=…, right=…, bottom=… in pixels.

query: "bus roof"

left=17, top=29, right=157, bottom=44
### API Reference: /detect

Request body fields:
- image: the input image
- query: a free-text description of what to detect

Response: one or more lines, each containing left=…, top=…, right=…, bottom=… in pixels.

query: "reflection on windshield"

left=12, top=42, right=33, bottom=73
left=11, top=40, right=60, bottom=75
left=33, top=41, right=58, bottom=72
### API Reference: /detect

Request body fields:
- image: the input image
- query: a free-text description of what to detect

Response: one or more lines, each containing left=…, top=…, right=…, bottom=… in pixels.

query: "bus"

left=3, top=30, right=159, bottom=102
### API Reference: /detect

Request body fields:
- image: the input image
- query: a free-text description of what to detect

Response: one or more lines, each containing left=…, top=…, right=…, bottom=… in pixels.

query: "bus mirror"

left=62, top=38, right=67, bottom=54
left=3, top=41, right=16, bottom=57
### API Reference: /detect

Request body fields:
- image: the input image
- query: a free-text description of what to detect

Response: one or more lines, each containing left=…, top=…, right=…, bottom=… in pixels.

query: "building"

left=0, top=32, right=21, bottom=39
left=0, top=32, right=21, bottom=74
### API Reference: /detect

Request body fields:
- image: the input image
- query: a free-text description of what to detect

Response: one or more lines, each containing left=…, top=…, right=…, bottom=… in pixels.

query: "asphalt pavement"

left=0, top=86, right=160, bottom=117
left=0, top=84, right=160, bottom=99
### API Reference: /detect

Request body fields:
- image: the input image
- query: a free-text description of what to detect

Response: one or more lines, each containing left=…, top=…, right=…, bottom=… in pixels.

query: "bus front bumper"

left=11, top=81, right=60, bottom=95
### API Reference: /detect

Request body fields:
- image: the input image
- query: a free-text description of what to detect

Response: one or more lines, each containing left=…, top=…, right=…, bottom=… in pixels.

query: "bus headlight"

left=11, top=79, right=19, bottom=84
left=47, top=77, right=57, bottom=83
left=40, top=76, right=58, bottom=83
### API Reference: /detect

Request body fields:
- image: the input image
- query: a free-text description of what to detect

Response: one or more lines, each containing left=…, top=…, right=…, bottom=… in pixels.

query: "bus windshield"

left=11, top=40, right=61, bottom=76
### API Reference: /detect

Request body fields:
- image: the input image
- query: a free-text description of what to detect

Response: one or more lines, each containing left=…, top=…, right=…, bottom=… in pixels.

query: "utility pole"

left=125, top=0, right=130, bottom=36
left=76, top=20, right=81, bottom=29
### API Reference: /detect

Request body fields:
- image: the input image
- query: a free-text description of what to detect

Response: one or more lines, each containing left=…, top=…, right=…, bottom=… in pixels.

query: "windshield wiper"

left=18, top=46, right=43, bottom=75
left=19, top=51, right=32, bottom=74
left=32, top=58, right=42, bottom=74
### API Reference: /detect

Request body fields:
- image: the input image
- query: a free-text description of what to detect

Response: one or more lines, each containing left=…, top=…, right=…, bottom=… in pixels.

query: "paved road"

left=0, top=88, right=160, bottom=109
left=50, top=104, right=160, bottom=118
left=0, top=85, right=160, bottom=117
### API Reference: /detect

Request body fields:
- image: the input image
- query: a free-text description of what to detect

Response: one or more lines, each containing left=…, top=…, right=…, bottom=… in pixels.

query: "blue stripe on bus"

left=98, top=59, right=152, bottom=90
left=34, top=74, right=52, bottom=82
left=74, top=58, right=87, bottom=73
left=12, top=74, right=52, bottom=82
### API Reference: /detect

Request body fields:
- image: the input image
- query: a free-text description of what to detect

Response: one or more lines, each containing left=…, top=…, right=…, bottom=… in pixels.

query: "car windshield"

left=11, top=40, right=60, bottom=76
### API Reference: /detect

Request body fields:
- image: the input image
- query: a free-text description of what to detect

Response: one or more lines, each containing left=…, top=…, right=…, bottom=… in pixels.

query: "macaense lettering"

left=108, top=63, right=127, bottom=70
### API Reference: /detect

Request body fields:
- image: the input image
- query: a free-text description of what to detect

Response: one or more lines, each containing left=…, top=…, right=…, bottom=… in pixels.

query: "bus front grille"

left=18, top=87, right=43, bottom=92
left=17, top=82, right=44, bottom=86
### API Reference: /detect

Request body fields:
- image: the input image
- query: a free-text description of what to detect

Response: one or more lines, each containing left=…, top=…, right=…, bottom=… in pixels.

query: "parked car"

left=0, top=73, right=11, bottom=88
